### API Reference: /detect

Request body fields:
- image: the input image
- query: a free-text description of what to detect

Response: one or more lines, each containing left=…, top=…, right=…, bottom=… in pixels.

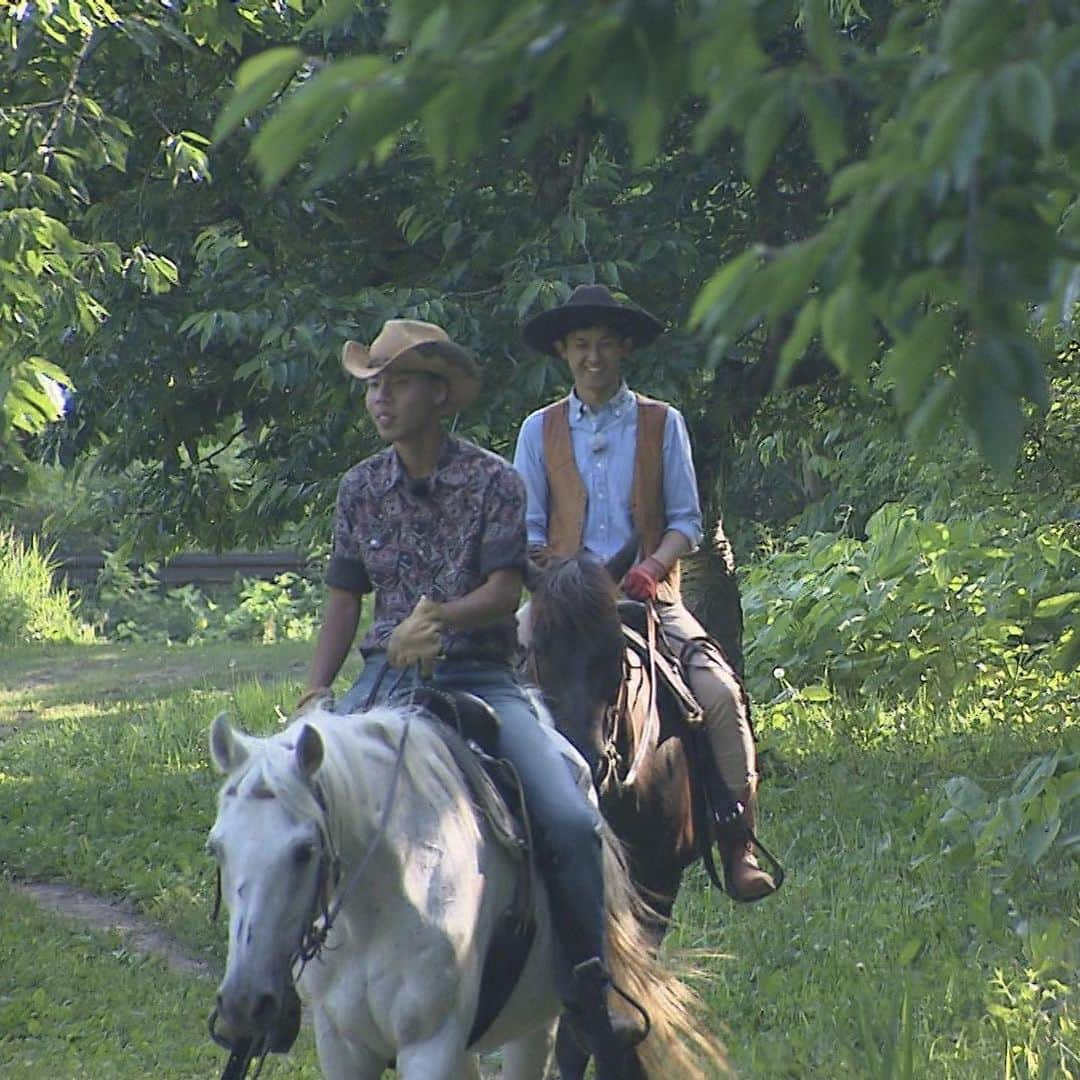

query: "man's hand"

left=387, top=596, right=445, bottom=674
left=296, top=687, right=334, bottom=713
left=621, top=556, right=667, bottom=602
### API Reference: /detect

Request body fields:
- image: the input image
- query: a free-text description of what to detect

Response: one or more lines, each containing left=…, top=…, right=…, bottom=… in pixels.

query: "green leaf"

left=803, top=0, right=842, bottom=76
left=921, top=72, right=981, bottom=171
left=995, top=62, right=1056, bottom=150
left=897, top=936, right=923, bottom=966
left=958, top=341, right=1024, bottom=476
left=689, top=249, right=759, bottom=328
left=1022, top=815, right=1061, bottom=865
left=1034, top=592, right=1080, bottom=619
left=944, top=776, right=989, bottom=815
left=764, top=237, right=829, bottom=318
left=213, top=47, right=305, bottom=145
left=744, top=86, right=792, bottom=185
left=252, top=56, right=387, bottom=188
left=774, top=297, right=821, bottom=389
left=516, top=280, right=543, bottom=319
left=820, top=281, right=877, bottom=383
left=882, top=311, right=952, bottom=414
left=303, top=0, right=360, bottom=34
left=802, top=84, right=846, bottom=172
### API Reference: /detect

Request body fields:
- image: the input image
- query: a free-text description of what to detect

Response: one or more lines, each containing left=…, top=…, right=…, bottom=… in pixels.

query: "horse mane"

left=530, top=552, right=623, bottom=649
left=220, top=705, right=481, bottom=862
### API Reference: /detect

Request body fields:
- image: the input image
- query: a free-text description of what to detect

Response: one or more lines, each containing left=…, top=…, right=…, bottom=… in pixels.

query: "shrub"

left=76, top=555, right=322, bottom=645
left=0, top=531, right=93, bottom=644
left=742, top=503, right=1080, bottom=701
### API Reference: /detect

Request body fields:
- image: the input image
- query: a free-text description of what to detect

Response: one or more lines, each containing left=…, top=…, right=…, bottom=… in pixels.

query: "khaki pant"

left=658, top=600, right=757, bottom=797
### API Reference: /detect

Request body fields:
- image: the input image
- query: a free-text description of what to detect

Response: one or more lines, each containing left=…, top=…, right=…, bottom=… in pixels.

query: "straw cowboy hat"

left=522, top=284, right=665, bottom=357
left=342, top=319, right=481, bottom=414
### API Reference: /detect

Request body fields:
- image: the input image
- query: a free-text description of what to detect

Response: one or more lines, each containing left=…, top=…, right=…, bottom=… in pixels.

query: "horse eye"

left=205, top=840, right=221, bottom=859
left=293, top=843, right=316, bottom=866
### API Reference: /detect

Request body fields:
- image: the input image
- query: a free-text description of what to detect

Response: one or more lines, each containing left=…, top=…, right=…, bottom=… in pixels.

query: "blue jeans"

left=338, top=654, right=606, bottom=995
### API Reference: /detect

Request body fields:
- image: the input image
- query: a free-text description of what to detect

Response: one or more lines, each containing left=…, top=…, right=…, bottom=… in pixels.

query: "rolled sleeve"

left=480, top=467, right=528, bottom=577
left=512, top=411, right=551, bottom=550
left=326, top=472, right=373, bottom=594
left=663, top=408, right=704, bottom=549
left=325, top=554, right=371, bottom=594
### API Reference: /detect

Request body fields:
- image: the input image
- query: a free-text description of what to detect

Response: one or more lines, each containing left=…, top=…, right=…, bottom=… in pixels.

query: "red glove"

left=621, top=556, right=667, bottom=601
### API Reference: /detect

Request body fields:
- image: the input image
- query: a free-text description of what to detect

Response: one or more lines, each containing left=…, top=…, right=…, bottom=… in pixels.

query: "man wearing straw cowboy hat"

left=514, top=284, right=778, bottom=902
left=302, top=317, right=645, bottom=1076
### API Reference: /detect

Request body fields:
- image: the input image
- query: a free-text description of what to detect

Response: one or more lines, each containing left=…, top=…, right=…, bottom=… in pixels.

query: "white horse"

left=207, top=702, right=726, bottom=1079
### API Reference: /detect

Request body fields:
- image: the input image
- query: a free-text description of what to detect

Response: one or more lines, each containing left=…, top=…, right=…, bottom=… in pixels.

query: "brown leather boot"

left=716, top=790, right=777, bottom=902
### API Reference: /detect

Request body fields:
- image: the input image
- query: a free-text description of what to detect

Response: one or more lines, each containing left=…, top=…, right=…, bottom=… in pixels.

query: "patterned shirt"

left=326, top=434, right=527, bottom=660
left=513, top=384, right=703, bottom=560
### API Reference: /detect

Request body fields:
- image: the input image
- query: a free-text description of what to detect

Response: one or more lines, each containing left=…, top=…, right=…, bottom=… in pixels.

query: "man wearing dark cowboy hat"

left=514, top=285, right=777, bottom=902
left=302, top=317, right=645, bottom=1077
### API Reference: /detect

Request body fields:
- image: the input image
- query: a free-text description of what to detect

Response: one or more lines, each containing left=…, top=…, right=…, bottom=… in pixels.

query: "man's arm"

left=307, top=587, right=363, bottom=691
left=660, top=408, right=704, bottom=552
left=512, top=412, right=551, bottom=550
left=649, top=529, right=693, bottom=575
left=434, top=567, right=523, bottom=630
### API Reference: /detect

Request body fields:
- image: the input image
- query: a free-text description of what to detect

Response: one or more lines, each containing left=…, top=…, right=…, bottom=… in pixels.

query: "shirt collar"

left=569, top=383, right=635, bottom=421
left=385, top=434, right=463, bottom=491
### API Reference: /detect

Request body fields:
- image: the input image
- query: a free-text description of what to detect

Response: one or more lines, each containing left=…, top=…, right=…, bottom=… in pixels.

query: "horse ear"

left=295, top=724, right=324, bottom=778
left=210, top=712, right=248, bottom=774
left=604, top=532, right=640, bottom=583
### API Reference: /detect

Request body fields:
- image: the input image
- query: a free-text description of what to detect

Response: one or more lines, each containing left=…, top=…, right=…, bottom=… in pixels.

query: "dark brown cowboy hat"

left=522, top=284, right=665, bottom=356
left=342, top=319, right=481, bottom=414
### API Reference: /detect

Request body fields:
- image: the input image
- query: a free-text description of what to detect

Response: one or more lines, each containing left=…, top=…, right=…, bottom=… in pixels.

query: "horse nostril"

left=252, top=992, right=278, bottom=1025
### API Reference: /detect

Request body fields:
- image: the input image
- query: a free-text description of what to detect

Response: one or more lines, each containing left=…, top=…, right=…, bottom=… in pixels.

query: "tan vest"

left=540, top=393, right=682, bottom=603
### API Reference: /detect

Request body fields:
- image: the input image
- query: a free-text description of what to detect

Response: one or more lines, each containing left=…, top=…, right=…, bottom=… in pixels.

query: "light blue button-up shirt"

left=513, top=384, right=704, bottom=561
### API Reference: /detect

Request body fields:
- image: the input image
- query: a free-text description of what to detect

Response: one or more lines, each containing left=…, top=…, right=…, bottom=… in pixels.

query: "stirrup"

left=713, top=806, right=785, bottom=902
left=570, top=958, right=651, bottom=1047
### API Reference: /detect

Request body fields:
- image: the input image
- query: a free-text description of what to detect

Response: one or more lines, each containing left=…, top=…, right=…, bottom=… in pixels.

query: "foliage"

left=5, top=0, right=1076, bottom=555
left=725, top=345, right=1080, bottom=545
left=76, top=554, right=324, bottom=645
left=927, top=737, right=1080, bottom=948
left=0, top=529, right=93, bottom=644
left=220, top=0, right=1080, bottom=475
left=741, top=502, right=1079, bottom=702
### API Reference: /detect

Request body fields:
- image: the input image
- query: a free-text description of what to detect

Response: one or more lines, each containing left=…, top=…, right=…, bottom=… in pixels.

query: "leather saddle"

left=616, top=601, right=702, bottom=736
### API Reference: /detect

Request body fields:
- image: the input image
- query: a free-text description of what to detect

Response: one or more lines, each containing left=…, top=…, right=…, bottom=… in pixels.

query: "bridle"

left=208, top=719, right=412, bottom=1079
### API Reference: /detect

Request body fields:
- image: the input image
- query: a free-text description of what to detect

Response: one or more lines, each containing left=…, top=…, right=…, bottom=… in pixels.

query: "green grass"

left=668, top=688, right=1080, bottom=1078
left=0, top=880, right=322, bottom=1077
left=0, top=531, right=92, bottom=644
left=1, top=642, right=1077, bottom=1077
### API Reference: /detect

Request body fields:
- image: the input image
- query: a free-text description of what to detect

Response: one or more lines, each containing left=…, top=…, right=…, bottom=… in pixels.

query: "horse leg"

left=554, top=1015, right=590, bottom=1080
left=500, top=1022, right=557, bottom=1080
left=396, top=1032, right=473, bottom=1080
left=312, top=1012, right=386, bottom=1080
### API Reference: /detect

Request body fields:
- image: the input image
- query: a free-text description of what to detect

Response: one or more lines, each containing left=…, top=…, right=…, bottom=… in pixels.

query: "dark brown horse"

left=524, top=540, right=777, bottom=1080
left=525, top=543, right=731, bottom=1080
left=525, top=543, right=703, bottom=935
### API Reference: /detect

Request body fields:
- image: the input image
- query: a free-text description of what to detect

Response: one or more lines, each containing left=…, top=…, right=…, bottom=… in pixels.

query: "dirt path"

left=13, top=880, right=510, bottom=1076
left=13, top=879, right=214, bottom=979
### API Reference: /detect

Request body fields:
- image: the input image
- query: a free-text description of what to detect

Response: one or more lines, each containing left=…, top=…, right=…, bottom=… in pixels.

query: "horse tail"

left=601, top=824, right=729, bottom=1078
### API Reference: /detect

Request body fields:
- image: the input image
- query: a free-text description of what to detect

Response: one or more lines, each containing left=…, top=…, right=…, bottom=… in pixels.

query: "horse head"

left=525, top=537, right=638, bottom=774
left=207, top=713, right=329, bottom=1056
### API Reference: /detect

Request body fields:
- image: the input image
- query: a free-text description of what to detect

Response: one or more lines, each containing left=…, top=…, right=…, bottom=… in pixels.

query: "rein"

left=295, top=718, right=411, bottom=970
left=621, top=600, right=660, bottom=788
